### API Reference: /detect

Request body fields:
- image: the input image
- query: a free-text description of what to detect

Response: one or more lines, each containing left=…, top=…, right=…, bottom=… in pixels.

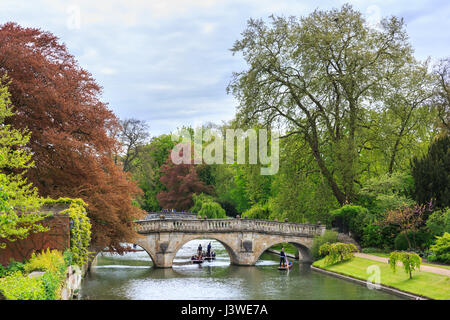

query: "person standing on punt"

left=207, top=242, right=212, bottom=257
left=280, top=247, right=286, bottom=267
left=197, top=243, right=203, bottom=258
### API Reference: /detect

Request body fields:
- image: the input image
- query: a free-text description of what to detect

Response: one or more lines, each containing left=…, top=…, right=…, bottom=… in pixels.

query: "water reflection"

left=80, top=239, right=405, bottom=300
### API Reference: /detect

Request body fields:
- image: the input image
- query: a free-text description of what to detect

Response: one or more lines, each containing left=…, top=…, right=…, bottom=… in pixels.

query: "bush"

left=40, top=271, right=64, bottom=300
left=242, top=203, right=270, bottom=220
left=428, top=232, right=450, bottom=264
left=394, top=233, right=410, bottom=251
left=361, top=225, right=383, bottom=248
left=361, top=247, right=390, bottom=254
left=426, top=208, right=450, bottom=236
left=198, top=201, right=227, bottom=219
left=311, top=230, right=338, bottom=260
left=63, top=250, right=74, bottom=267
left=319, top=242, right=358, bottom=266
left=24, top=248, right=65, bottom=274
left=0, top=271, right=46, bottom=300
left=331, top=205, right=369, bottom=240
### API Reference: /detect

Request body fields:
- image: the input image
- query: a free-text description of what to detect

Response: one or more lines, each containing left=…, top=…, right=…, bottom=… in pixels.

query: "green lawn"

left=313, top=257, right=450, bottom=300
left=270, top=243, right=298, bottom=255
left=366, top=253, right=450, bottom=271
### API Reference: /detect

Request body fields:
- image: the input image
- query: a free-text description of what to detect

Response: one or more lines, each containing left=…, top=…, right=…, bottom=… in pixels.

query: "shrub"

left=311, top=230, right=338, bottom=260
left=319, top=242, right=358, bottom=266
left=361, top=225, right=383, bottom=248
left=389, top=251, right=421, bottom=279
left=426, top=208, right=450, bottom=236
left=242, top=203, right=270, bottom=220
left=40, top=271, right=64, bottom=300
left=198, top=201, right=227, bottom=219
left=0, top=271, right=46, bottom=300
left=394, top=233, right=410, bottom=251
left=63, top=250, right=74, bottom=267
left=331, top=205, right=369, bottom=240
left=361, top=247, right=390, bottom=254
left=24, top=248, right=65, bottom=273
left=428, top=232, right=450, bottom=264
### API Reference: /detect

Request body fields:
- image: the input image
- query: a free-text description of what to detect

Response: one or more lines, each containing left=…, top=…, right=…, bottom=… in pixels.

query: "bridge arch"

left=170, top=234, right=240, bottom=265
left=253, top=238, right=313, bottom=263
left=91, top=242, right=157, bottom=268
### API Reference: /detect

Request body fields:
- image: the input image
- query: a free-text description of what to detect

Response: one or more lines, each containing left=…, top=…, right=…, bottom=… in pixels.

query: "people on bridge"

left=280, top=247, right=286, bottom=267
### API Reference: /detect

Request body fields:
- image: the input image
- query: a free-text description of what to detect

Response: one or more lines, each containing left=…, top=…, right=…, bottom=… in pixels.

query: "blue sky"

left=1, top=0, right=449, bottom=136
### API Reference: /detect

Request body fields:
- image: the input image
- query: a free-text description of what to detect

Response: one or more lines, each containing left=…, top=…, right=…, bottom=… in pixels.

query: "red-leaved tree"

left=157, top=148, right=213, bottom=211
left=0, top=22, right=144, bottom=252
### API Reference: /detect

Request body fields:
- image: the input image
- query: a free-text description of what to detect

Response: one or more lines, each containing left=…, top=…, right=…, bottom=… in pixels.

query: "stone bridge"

left=134, top=217, right=329, bottom=268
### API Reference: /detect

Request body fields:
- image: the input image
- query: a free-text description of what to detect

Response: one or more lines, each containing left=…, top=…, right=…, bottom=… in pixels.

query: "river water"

left=80, top=239, right=404, bottom=300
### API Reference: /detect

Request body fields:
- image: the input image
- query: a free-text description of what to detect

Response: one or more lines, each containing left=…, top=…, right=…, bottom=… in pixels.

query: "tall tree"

left=0, top=23, right=143, bottom=252
left=411, top=135, right=450, bottom=209
left=118, top=118, right=150, bottom=172
left=432, top=58, right=450, bottom=135
left=228, top=5, right=420, bottom=205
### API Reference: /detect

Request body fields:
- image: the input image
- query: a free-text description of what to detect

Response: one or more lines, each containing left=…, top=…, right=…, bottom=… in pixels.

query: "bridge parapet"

left=135, top=218, right=325, bottom=237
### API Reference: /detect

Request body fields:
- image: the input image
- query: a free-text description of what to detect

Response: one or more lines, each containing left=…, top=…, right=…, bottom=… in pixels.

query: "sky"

left=0, top=0, right=449, bottom=136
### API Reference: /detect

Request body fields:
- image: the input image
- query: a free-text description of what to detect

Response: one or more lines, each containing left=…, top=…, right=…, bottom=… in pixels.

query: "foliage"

left=310, top=230, right=338, bottom=260
left=411, top=135, right=450, bottom=209
left=428, top=232, right=450, bottom=264
left=191, top=193, right=216, bottom=214
left=357, top=172, right=415, bottom=216
left=361, top=225, right=384, bottom=248
left=389, top=251, right=421, bottom=279
left=426, top=208, right=450, bottom=236
left=198, top=201, right=227, bottom=219
left=242, top=203, right=270, bottom=220
left=0, top=23, right=144, bottom=252
left=0, top=271, right=46, bottom=300
left=394, top=233, right=410, bottom=251
left=24, top=248, right=65, bottom=273
left=63, top=250, right=74, bottom=267
left=331, top=205, right=370, bottom=241
left=382, top=202, right=432, bottom=249
left=157, top=148, right=213, bottom=210
left=228, top=4, right=434, bottom=206
left=42, top=198, right=91, bottom=266
left=319, top=242, right=358, bottom=266
left=0, top=76, right=47, bottom=248
left=0, top=259, right=25, bottom=277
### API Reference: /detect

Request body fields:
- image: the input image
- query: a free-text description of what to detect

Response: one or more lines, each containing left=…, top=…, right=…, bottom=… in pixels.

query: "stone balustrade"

left=135, top=218, right=325, bottom=237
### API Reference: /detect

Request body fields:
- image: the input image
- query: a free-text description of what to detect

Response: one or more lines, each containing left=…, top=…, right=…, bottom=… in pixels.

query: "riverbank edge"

left=310, top=265, right=429, bottom=300
left=265, top=249, right=428, bottom=300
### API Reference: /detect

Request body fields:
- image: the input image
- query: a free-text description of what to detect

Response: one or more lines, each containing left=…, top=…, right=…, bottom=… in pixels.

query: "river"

left=79, top=239, right=405, bottom=300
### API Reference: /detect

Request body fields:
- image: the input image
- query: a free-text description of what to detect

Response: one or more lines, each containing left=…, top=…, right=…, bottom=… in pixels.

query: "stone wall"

left=0, top=213, right=70, bottom=265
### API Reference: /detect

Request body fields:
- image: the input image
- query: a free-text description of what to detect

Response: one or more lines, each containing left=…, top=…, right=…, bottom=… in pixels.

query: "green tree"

left=0, top=76, right=46, bottom=248
left=411, top=135, right=450, bottom=209
left=389, top=251, right=421, bottom=279
left=228, top=4, right=422, bottom=205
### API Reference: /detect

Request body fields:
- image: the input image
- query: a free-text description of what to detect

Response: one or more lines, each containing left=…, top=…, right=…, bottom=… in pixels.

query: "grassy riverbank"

left=365, top=252, right=450, bottom=271
left=313, top=257, right=450, bottom=300
left=270, top=243, right=298, bottom=256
